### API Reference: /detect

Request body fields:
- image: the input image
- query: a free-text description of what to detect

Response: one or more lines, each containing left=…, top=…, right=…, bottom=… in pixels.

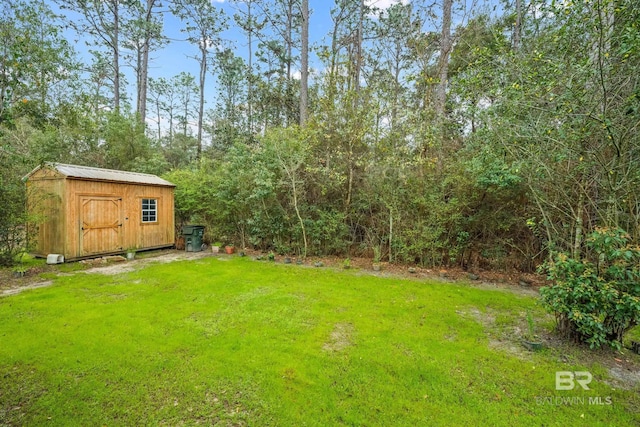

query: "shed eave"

left=65, top=176, right=176, bottom=188
left=23, top=162, right=175, bottom=187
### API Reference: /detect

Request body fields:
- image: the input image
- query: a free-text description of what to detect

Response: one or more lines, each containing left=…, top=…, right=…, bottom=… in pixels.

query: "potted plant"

left=13, top=252, right=28, bottom=277
left=211, top=242, right=222, bottom=254
left=522, top=311, right=543, bottom=351
left=126, top=247, right=137, bottom=260
left=12, top=264, right=27, bottom=278
left=225, top=244, right=235, bottom=254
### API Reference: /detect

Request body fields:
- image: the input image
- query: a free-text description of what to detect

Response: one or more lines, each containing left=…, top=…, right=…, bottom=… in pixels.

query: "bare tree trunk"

left=591, top=0, right=616, bottom=227
left=435, top=0, right=452, bottom=120
left=156, top=100, right=161, bottom=141
left=137, top=0, right=156, bottom=125
left=247, top=0, right=253, bottom=135
left=113, top=0, right=120, bottom=112
left=278, top=149, right=308, bottom=258
left=197, top=46, right=206, bottom=159
left=285, top=0, right=294, bottom=127
left=513, top=0, right=522, bottom=51
left=0, top=42, right=8, bottom=122
left=354, top=0, right=364, bottom=97
left=286, top=1, right=293, bottom=80
left=345, top=140, right=354, bottom=212
left=573, top=192, right=584, bottom=261
left=299, top=0, right=309, bottom=126
left=168, top=109, right=174, bottom=147
left=291, top=170, right=307, bottom=258
left=328, top=13, right=341, bottom=103
left=389, top=207, right=393, bottom=263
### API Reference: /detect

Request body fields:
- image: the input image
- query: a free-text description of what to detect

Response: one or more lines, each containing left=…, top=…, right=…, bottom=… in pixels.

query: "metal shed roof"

left=25, top=163, right=175, bottom=187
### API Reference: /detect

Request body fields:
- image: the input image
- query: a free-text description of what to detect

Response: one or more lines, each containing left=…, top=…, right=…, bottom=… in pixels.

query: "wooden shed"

left=24, top=163, right=175, bottom=261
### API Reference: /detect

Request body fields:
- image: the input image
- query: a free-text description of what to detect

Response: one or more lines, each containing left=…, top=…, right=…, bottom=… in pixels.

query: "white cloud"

left=365, top=0, right=410, bottom=10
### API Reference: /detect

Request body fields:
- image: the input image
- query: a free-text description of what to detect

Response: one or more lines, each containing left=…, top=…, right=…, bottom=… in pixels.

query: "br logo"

left=555, top=371, right=592, bottom=390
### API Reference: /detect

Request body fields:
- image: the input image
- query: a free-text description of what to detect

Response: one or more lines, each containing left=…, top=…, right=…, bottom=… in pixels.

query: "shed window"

left=142, top=198, right=157, bottom=222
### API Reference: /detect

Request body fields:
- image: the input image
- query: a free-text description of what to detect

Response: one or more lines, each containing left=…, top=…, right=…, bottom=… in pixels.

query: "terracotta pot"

left=225, top=245, right=235, bottom=254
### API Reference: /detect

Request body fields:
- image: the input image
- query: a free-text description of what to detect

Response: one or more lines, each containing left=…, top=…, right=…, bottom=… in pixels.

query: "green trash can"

left=182, top=225, right=205, bottom=252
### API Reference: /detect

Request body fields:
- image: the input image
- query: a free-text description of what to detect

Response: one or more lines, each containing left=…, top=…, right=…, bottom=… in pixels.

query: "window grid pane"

left=142, top=198, right=158, bottom=223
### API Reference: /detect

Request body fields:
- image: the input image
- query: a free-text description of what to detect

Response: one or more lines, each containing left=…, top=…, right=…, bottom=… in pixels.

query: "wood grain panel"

left=28, top=170, right=174, bottom=259
left=80, top=197, right=122, bottom=255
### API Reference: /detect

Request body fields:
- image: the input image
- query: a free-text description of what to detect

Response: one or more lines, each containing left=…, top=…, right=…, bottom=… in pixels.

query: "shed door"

left=79, top=196, right=122, bottom=256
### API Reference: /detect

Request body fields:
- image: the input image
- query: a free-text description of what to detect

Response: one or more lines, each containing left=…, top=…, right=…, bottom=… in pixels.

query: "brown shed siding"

left=27, top=176, right=67, bottom=257
left=26, top=164, right=175, bottom=260
left=65, top=179, right=175, bottom=259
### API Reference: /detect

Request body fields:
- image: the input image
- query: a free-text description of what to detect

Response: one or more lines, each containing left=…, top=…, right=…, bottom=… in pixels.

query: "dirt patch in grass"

left=457, top=307, right=532, bottom=357
left=487, top=339, right=533, bottom=359
left=543, top=337, right=640, bottom=391
left=81, top=250, right=214, bottom=276
left=459, top=307, right=640, bottom=390
left=323, top=323, right=354, bottom=353
left=0, top=264, right=59, bottom=293
left=460, top=307, right=496, bottom=328
left=1, top=281, right=54, bottom=297
left=0, top=250, right=218, bottom=296
left=607, top=365, right=640, bottom=391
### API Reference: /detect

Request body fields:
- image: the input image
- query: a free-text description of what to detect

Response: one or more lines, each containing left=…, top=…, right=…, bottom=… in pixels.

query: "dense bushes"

left=0, top=175, right=29, bottom=266
left=541, top=228, right=640, bottom=349
left=166, top=125, right=534, bottom=268
left=0, top=137, right=37, bottom=266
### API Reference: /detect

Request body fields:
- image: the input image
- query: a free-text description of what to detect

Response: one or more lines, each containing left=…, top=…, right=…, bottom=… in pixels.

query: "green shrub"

left=540, top=228, right=640, bottom=349
left=0, top=146, right=37, bottom=267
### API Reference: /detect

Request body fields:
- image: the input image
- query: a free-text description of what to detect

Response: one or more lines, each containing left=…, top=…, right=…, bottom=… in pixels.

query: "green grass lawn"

left=1, top=257, right=638, bottom=426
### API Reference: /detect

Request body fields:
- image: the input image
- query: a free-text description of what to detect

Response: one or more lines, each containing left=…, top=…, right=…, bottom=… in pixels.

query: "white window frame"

left=141, top=198, right=157, bottom=223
